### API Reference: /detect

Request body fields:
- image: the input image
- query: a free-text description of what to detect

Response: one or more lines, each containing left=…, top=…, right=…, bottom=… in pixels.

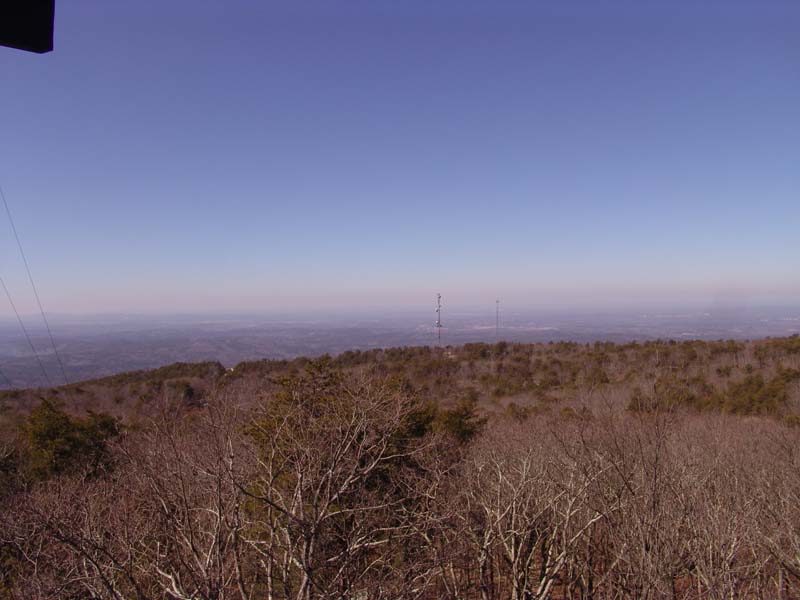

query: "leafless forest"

left=3, top=336, right=800, bottom=599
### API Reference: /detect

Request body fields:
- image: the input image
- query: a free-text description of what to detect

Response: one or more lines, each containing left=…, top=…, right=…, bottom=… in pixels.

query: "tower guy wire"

left=0, top=363, right=11, bottom=388
left=0, top=275, right=51, bottom=386
left=0, top=183, right=68, bottom=384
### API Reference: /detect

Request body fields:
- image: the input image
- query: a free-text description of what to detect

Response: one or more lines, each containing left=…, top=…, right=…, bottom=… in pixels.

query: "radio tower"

left=496, top=299, right=500, bottom=342
left=435, top=293, right=443, bottom=346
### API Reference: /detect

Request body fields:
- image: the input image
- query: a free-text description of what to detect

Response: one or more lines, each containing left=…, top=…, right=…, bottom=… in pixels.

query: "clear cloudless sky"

left=1, top=0, right=799, bottom=316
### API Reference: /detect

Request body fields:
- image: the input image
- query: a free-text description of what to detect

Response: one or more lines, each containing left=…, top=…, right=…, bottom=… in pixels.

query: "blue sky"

left=1, top=1, right=798, bottom=315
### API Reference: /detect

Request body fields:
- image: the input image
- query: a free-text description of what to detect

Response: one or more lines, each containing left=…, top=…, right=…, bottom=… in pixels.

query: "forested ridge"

left=2, top=336, right=800, bottom=598
left=4, top=335, right=800, bottom=423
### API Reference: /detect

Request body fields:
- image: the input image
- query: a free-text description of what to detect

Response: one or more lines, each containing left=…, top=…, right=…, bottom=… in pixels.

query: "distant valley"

left=1, top=306, right=800, bottom=390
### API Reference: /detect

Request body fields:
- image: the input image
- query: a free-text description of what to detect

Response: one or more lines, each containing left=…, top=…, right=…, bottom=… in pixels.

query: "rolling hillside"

left=4, top=336, right=800, bottom=598
left=3, top=335, right=800, bottom=428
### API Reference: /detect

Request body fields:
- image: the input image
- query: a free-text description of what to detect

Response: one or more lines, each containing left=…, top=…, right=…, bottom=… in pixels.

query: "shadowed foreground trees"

left=2, top=364, right=800, bottom=599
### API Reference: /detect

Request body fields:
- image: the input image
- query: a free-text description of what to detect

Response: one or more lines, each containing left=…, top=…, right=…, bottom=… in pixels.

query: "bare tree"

left=237, top=367, right=434, bottom=600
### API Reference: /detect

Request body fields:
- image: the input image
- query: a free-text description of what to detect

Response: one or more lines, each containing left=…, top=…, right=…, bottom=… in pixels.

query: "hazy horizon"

left=3, top=299, right=800, bottom=321
left=1, top=303, right=799, bottom=389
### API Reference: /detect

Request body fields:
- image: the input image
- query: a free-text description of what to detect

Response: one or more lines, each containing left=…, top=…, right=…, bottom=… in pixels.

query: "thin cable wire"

left=0, top=276, right=51, bottom=386
left=0, top=184, right=68, bottom=384
left=0, top=364, right=11, bottom=388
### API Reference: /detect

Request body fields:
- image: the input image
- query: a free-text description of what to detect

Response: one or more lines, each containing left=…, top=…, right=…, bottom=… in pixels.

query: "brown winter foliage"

left=3, top=337, right=800, bottom=598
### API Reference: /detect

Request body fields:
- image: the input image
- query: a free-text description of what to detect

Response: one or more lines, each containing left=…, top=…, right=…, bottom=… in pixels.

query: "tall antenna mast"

left=435, top=293, right=443, bottom=346
left=496, top=299, right=500, bottom=342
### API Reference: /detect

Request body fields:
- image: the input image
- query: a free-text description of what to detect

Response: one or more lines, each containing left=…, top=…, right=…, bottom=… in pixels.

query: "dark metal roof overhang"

left=0, top=0, right=55, bottom=54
